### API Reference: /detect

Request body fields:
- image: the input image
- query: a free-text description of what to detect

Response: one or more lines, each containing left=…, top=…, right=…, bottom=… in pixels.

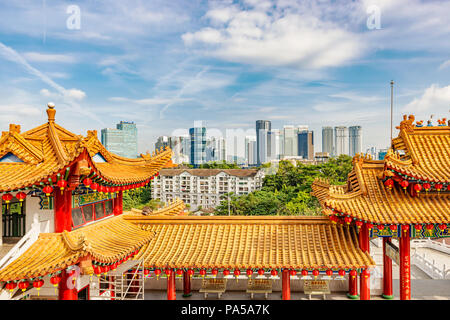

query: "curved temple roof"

left=312, top=115, right=450, bottom=225
left=128, top=216, right=375, bottom=270
left=0, top=104, right=174, bottom=192
left=0, top=199, right=186, bottom=282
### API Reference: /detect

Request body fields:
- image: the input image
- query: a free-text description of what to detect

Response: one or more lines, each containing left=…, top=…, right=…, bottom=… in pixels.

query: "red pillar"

left=58, top=270, right=78, bottom=300
left=183, top=271, right=191, bottom=297
left=167, top=269, right=176, bottom=300
left=282, top=269, right=291, bottom=300
left=118, top=191, right=123, bottom=214
left=54, top=189, right=72, bottom=233
left=113, top=191, right=122, bottom=216
left=357, top=223, right=370, bottom=300
left=399, top=231, right=411, bottom=300
left=382, top=237, right=394, bottom=299
left=347, top=271, right=359, bottom=299
left=360, top=269, right=370, bottom=300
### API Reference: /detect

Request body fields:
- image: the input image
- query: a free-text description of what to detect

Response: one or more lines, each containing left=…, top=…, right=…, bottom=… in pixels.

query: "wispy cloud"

left=23, top=52, right=77, bottom=63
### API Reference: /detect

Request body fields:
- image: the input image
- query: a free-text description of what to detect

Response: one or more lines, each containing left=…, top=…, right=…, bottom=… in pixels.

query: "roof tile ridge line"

left=351, top=156, right=367, bottom=196
left=326, top=189, right=363, bottom=200
left=1, top=131, right=44, bottom=162
left=47, top=121, right=69, bottom=164
left=86, top=133, right=115, bottom=163
left=399, top=128, right=419, bottom=165
left=61, top=230, right=84, bottom=252
left=52, top=122, right=83, bottom=140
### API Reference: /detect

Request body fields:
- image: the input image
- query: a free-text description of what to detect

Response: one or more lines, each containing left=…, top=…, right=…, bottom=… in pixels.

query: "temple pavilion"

left=0, top=106, right=448, bottom=300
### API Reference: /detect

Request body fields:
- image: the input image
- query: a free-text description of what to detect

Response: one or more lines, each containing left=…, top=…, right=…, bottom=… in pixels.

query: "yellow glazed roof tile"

left=129, top=216, right=375, bottom=270
left=0, top=105, right=173, bottom=192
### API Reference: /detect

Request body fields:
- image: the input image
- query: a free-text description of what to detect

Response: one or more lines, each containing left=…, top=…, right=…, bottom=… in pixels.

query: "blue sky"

left=0, top=0, right=449, bottom=154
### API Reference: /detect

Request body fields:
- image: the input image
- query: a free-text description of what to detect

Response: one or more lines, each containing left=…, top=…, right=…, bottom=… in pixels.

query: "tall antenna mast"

left=390, top=80, right=394, bottom=143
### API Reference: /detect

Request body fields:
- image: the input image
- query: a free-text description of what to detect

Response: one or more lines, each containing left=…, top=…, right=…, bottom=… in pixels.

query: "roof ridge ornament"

left=47, top=102, right=56, bottom=123
left=396, top=114, right=415, bottom=133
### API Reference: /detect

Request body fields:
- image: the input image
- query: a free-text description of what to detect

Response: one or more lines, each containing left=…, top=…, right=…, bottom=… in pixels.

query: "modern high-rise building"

left=155, top=135, right=170, bottom=151
left=101, top=121, right=138, bottom=158
left=206, top=136, right=226, bottom=162
left=283, top=125, right=297, bottom=157
left=189, top=124, right=206, bottom=167
left=298, top=130, right=314, bottom=160
left=268, top=129, right=283, bottom=161
left=349, top=126, right=363, bottom=157
left=245, top=137, right=257, bottom=166
left=322, top=126, right=334, bottom=156
left=334, top=126, right=349, bottom=156
left=256, top=120, right=271, bottom=165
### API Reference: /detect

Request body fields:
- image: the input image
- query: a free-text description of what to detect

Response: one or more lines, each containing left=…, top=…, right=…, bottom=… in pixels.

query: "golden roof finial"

left=46, top=102, right=56, bottom=123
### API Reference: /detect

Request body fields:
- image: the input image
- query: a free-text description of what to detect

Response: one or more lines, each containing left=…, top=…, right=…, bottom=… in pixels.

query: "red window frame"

left=71, top=199, right=116, bottom=229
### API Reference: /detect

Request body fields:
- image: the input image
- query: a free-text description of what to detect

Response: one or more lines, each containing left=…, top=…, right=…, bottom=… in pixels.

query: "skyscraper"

left=256, top=120, right=271, bottom=165
left=349, top=126, right=363, bottom=157
left=101, top=121, right=138, bottom=158
left=322, top=126, right=334, bottom=156
left=334, top=126, right=349, bottom=156
left=189, top=123, right=206, bottom=167
left=298, top=130, right=314, bottom=160
left=268, top=129, right=283, bottom=161
left=283, top=125, right=297, bottom=156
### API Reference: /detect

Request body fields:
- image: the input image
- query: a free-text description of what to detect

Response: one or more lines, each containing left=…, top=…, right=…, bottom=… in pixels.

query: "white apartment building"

left=152, top=169, right=265, bottom=211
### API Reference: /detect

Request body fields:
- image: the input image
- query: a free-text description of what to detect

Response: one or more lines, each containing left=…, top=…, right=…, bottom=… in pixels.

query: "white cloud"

left=109, top=97, right=191, bottom=105
left=403, top=84, right=450, bottom=114
left=40, top=88, right=86, bottom=101
left=65, top=88, right=86, bottom=101
left=22, top=52, right=77, bottom=63
left=183, top=2, right=364, bottom=69
left=439, top=60, right=450, bottom=70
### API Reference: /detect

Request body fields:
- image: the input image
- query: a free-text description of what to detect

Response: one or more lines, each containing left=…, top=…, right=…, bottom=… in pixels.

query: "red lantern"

left=106, top=186, right=111, bottom=194
left=5, top=282, right=17, bottom=293
left=423, top=183, right=431, bottom=192
left=289, top=269, right=296, bottom=277
left=199, top=269, right=206, bottom=277
left=246, top=269, right=254, bottom=277
left=144, top=269, right=150, bottom=277
left=223, top=269, right=230, bottom=276
left=94, top=266, right=102, bottom=276
left=439, top=224, right=447, bottom=231
left=2, top=193, right=13, bottom=209
left=176, top=269, right=183, bottom=276
left=187, top=269, right=194, bottom=277
left=16, top=192, right=26, bottom=202
left=384, top=179, right=394, bottom=189
left=50, top=274, right=62, bottom=287
left=338, top=269, right=345, bottom=277
left=234, top=269, right=241, bottom=279
left=99, top=185, right=106, bottom=194
left=366, top=223, right=373, bottom=230
left=402, top=225, right=410, bottom=233
left=414, top=184, right=422, bottom=193
left=15, top=192, right=26, bottom=207
left=355, top=221, right=363, bottom=229
left=91, top=182, right=99, bottom=192
left=301, top=270, right=308, bottom=277
left=270, top=269, right=278, bottom=277
left=389, top=224, right=397, bottom=232
left=154, top=269, right=162, bottom=279
left=426, top=224, right=434, bottom=230
left=57, top=179, right=67, bottom=194
left=42, top=186, right=53, bottom=197
left=362, top=269, right=370, bottom=278
left=435, top=183, right=443, bottom=192
left=83, top=178, right=92, bottom=188
left=400, top=180, right=409, bottom=190
left=18, top=281, right=29, bottom=292
left=414, top=224, right=423, bottom=231
left=330, top=215, right=338, bottom=224
left=377, top=224, right=384, bottom=230
left=101, top=265, right=110, bottom=275
left=326, top=269, right=333, bottom=276
left=165, top=268, right=171, bottom=277
left=344, top=216, right=352, bottom=225
left=257, top=269, right=264, bottom=276
left=349, top=269, right=357, bottom=279
left=312, top=269, right=319, bottom=278
left=33, top=279, right=44, bottom=296
left=211, top=268, right=218, bottom=277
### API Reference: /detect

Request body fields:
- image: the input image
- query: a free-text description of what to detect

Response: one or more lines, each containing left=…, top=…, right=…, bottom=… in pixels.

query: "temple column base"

left=382, top=294, right=394, bottom=300
left=346, top=293, right=359, bottom=300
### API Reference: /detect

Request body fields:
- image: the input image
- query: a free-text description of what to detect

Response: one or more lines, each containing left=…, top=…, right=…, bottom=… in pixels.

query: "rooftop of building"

left=157, top=168, right=261, bottom=177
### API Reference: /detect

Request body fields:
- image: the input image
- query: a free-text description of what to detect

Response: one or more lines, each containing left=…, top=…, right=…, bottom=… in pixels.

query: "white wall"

left=25, top=195, right=54, bottom=233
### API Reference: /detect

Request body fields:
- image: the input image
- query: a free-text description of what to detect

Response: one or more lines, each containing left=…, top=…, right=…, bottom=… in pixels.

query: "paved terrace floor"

left=144, top=279, right=450, bottom=300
